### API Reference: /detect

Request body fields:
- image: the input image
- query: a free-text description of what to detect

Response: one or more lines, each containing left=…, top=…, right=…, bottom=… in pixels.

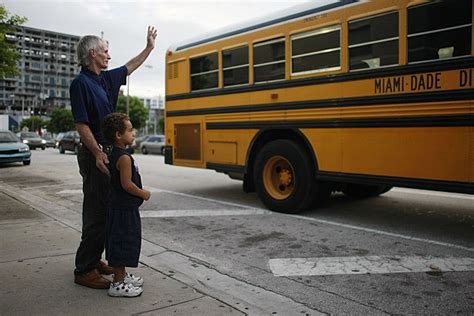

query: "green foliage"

left=0, top=5, right=27, bottom=79
left=47, top=108, right=75, bottom=133
left=158, top=117, right=164, bottom=134
left=116, top=95, right=148, bottom=130
left=20, top=116, right=46, bottom=132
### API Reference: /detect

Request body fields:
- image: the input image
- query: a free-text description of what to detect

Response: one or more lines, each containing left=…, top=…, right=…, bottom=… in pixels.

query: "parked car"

left=140, top=135, right=165, bottom=155
left=0, top=130, right=31, bottom=166
left=55, top=132, right=65, bottom=148
left=58, top=131, right=80, bottom=154
left=133, top=134, right=152, bottom=149
left=42, top=135, right=56, bottom=148
left=18, top=131, right=46, bottom=150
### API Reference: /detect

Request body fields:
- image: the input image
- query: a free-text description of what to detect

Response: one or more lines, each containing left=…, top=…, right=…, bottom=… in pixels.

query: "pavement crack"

left=131, top=295, right=206, bottom=315
left=1, top=252, right=76, bottom=264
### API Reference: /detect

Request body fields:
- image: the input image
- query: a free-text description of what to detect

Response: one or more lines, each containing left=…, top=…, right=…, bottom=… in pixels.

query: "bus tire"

left=254, top=139, right=315, bottom=213
left=342, top=184, right=392, bottom=199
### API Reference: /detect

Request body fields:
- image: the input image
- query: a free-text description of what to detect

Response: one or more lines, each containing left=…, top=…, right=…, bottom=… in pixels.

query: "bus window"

left=408, top=0, right=472, bottom=63
left=253, top=38, right=285, bottom=83
left=190, top=52, right=218, bottom=91
left=223, top=46, right=249, bottom=87
left=349, top=11, right=399, bottom=70
left=291, top=25, right=341, bottom=75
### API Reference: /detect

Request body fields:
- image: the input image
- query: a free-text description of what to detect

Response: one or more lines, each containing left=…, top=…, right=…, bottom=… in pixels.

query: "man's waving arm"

left=125, top=26, right=157, bottom=75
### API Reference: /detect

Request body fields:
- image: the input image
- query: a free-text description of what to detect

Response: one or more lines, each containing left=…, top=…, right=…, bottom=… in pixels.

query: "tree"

left=47, top=108, right=75, bottom=133
left=158, top=117, right=164, bottom=134
left=0, top=5, right=27, bottom=79
left=20, top=116, right=46, bottom=133
left=116, top=95, right=148, bottom=130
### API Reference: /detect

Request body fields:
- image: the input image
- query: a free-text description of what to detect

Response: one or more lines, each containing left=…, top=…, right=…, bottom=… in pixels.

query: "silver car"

left=140, top=135, right=165, bottom=155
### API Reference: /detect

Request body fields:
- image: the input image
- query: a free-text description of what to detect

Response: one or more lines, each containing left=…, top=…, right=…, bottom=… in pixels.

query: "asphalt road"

left=1, top=148, right=473, bottom=315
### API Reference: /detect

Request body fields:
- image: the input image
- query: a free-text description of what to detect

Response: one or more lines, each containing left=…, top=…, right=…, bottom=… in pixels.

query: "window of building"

left=254, top=37, right=285, bottom=83
left=291, top=25, right=341, bottom=75
left=349, top=11, right=399, bottom=70
left=222, top=46, right=249, bottom=87
left=190, top=52, right=218, bottom=91
left=407, top=0, right=472, bottom=63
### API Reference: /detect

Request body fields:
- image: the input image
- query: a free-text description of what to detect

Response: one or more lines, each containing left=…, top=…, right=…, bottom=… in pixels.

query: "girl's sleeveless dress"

left=106, top=147, right=143, bottom=267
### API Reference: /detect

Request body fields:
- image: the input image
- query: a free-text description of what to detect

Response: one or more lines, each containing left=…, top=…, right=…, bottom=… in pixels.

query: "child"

left=101, top=113, right=151, bottom=297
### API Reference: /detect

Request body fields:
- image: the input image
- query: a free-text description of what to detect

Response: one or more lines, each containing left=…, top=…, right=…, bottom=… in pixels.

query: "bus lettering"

left=460, top=69, right=472, bottom=87
left=374, top=76, right=404, bottom=94
left=410, top=73, right=441, bottom=91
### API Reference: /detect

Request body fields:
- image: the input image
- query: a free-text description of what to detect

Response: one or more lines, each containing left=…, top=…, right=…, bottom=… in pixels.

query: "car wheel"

left=74, top=145, right=79, bottom=155
left=41, top=146, right=45, bottom=150
left=23, top=160, right=31, bottom=166
left=59, top=145, right=65, bottom=154
left=141, top=146, right=148, bottom=154
left=161, top=147, right=165, bottom=155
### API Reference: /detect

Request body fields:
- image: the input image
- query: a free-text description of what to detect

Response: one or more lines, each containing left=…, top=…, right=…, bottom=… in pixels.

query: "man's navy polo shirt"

left=70, top=66, right=128, bottom=145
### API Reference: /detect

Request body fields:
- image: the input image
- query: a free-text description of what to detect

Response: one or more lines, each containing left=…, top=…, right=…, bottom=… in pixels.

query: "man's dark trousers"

left=74, top=145, right=110, bottom=275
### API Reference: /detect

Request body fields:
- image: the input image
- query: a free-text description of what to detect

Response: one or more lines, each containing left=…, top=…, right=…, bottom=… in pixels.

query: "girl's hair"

left=101, top=112, right=129, bottom=144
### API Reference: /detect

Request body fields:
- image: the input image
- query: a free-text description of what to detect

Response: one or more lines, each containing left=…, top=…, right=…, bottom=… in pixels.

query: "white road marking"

left=141, top=209, right=271, bottom=218
left=268, top=256, right=474, bottom=277
left=58, top=189, right=82, bottom=194
left=146, top=186, right=265, bottom=210
left=285, top=214, right=474, bottom=253
left=56, top=186, right=472, bottom=252
left=391, top=188, right=474, bottom=200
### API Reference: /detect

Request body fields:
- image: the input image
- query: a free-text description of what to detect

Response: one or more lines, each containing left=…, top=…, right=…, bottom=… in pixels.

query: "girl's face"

left=117, top=119, right=135, bottom=147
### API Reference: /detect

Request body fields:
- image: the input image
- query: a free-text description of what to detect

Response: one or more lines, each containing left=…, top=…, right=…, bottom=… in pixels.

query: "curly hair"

left=101, top=112, right=129, bottom=144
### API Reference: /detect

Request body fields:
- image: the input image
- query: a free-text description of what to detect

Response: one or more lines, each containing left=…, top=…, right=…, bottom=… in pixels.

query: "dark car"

left=58, top=131, right=80, bottom=154
left=18, top=131, right=46, bottom=150
left=140, top=135, right=165, bottom=155
left=0, top=130, right=31, bottom=165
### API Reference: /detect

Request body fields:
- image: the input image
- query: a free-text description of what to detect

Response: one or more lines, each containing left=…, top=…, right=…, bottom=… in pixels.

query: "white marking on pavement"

left=146, top=186, right=265, bottom=211
left=58, top=189, right=82, bottom=194
left=56, top=186, right=473, bottom=252
left=391, top=188, right=474, bottom=200
left=285, top=214, right=474, bottom=253
left=141, top=209, right=270, bottom=218
left=268, top=256, right=474, bottom=277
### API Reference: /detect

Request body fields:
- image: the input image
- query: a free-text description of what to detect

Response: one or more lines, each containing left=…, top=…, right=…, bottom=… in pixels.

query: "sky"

left=2, top=0, right=313, bottom=98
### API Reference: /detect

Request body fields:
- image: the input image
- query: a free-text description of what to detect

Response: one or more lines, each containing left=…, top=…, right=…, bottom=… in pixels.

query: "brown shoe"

left=97, top=260, right=114, bottom=275
left=74, top=269, right=111, bottom=289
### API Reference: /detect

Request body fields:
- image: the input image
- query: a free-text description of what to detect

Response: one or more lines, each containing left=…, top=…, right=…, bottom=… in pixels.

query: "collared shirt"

left=70, top=66, right=127, bottom=145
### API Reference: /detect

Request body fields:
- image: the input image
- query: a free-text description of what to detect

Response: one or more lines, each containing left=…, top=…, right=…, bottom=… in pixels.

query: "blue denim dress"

left=106, top=147, right=143, bottom=267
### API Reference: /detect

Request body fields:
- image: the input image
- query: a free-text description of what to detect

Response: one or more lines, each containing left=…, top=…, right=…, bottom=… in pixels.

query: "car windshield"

left=0, top=131, right=20, bottom=143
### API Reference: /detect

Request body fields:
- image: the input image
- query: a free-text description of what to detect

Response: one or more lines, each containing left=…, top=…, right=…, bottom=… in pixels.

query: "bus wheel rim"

left=263, top=156, right=294, bottom=200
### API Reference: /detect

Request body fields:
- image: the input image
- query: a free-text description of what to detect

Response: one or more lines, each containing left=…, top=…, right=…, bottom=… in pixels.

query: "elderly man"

left=70, top=26, right=157, bottom=289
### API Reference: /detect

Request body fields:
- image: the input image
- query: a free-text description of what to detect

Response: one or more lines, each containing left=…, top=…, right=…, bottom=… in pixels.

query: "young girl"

left=101, top=113, right=151, bottom=297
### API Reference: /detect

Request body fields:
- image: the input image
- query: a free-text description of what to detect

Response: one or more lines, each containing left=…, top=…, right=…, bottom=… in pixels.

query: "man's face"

left=91, top=41, right=110, bottom=70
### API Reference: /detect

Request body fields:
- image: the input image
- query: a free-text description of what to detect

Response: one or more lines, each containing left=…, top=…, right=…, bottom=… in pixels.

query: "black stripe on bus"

left=204, top=164, right=474, bottom=195
left=166, top=57, right=474, bottom=102
left=175, top=0, right=358, bottom=51
left=167, top=89, right=474, bottom=117
left=205, top=114, right=473, bottom=130
left=317, top=171, right=474, bottom=195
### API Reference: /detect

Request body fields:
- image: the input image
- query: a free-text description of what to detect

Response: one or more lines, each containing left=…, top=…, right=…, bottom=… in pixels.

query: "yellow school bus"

left=164, top=0, right=474, bottom=213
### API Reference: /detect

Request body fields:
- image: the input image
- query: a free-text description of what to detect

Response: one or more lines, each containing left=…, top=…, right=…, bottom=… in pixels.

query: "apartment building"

left=0, top=25, right=80, bottom=116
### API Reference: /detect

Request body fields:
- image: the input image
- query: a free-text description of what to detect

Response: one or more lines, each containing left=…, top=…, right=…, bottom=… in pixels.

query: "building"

left=0, top=25, right=80, bottom=118
left=139, top=95, right=165, bottom=134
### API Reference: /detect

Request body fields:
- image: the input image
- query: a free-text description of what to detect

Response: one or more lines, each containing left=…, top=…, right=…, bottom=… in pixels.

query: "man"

left=70, top=26, right=157, bottom=289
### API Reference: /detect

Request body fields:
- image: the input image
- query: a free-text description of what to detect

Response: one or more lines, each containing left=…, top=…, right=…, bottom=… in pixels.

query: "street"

left=1, top=149, right=473, bottom=315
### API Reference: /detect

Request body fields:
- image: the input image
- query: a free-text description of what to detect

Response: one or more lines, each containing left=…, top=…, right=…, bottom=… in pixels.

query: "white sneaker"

left=108, top=282, right=143, bottom=297
left=124, top=272, right=144, bottom=287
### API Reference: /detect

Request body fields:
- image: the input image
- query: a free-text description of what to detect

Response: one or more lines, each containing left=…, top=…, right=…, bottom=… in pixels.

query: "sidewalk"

left=0, top=191, right=243, bottom=316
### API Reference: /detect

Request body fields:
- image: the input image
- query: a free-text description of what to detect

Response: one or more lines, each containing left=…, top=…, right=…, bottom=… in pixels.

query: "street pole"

left=126, top=76, right=130, bottom=116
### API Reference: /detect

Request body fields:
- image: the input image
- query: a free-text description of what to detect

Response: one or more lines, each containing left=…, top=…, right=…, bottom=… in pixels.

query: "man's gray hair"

left=76, top=35, right=106, bottom=67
